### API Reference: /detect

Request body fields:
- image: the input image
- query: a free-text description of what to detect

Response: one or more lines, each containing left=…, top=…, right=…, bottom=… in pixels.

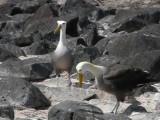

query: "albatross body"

left=52, top=21, right=74, bottom=86
left=76, top=61, right=153, bottom=114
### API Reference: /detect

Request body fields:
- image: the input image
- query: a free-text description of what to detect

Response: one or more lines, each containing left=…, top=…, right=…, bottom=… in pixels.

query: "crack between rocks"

left=70, top=112, right=74, bottom=120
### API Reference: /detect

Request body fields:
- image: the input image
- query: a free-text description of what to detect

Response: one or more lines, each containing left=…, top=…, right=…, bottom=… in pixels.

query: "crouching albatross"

left=52, top=20, right=74, bottom=86
left=76, top=61, right=155, bottom=114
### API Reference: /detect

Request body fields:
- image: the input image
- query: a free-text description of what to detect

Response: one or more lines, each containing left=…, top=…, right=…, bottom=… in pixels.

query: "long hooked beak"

left=78, top=73, right=84, bottom=87
left=54, top=24, right=61, bottom=34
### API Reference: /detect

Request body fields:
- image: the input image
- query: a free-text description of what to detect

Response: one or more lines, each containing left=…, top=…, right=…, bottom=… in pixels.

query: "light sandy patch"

left=14, top=108, right=48, bottom=120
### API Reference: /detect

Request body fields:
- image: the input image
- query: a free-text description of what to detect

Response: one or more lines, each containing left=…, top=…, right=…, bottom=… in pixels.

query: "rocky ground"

left=1, top=0, right=160, bottom=119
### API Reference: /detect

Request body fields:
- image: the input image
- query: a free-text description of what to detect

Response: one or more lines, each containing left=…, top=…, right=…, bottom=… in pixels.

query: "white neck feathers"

left=82, top=63, right=106, bottom=78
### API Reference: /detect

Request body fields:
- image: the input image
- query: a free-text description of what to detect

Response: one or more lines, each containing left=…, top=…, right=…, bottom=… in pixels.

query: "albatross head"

left=54, top=20, right=67, bottom=34
left=76, top=61, right=104, bottom=87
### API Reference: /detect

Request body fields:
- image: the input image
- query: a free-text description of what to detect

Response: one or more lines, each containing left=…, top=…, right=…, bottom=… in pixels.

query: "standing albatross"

left=76, top=61, right=155, bottom=114
left=52, top=20, right=74, bottom=86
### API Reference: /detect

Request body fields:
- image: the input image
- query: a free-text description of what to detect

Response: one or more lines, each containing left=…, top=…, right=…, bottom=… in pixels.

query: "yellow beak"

left=78, top=73, right=84, bottom=87
left=54, top=25, right=61, bottom=34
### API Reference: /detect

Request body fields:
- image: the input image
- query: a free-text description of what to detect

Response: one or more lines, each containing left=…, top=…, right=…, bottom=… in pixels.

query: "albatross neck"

left=87, top=64, right=106, bottom=79
left=58, top=27, right=68, bottom=46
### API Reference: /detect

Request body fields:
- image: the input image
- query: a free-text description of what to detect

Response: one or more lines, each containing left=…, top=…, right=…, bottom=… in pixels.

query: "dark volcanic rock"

left=93, top=54, right=122, bottom=68
left=121, top=50, right=160, bottom=71
left=102, top=8, right=160, bottom=37
left=107, top=33, right=160, bottom=58
left=122, top=105, right=147, bottom=116
left=139, top=23, right=160, bottom=37
left=11, top=14, right=32, bottom=27
left=48, top=100, right=103, bottom=120
left=73, top=45, right=100, bottom=62
left=72, top=45, right=100, bottom=72
left=0, top=22, right=6, bottom=31
left=60, top=0, right=111, bottom=30
left=7, top=0, right=48, bottom=15
left=0, top=44, right=26, bottom=57
left=93, top=37, right=110, bottom=55
left=0, top=103, right=14, bottom=120
left=0, top=3, right=14, bottom=15
left=0, top=14, right=11, bottom=22
left=22, top=40, right=56, bottom=55
left=103, top=113, right=132, bottom=120
left=65, top=16, right=79, bottom=37
left=120, top=50, right=160, bottom=80
left=134, top=85, right=158, bottom=97
left=0, top=48, right=18, bottom=62
left=13, top=34, right=34, bottom=47
left=7, top=0, right=47, bottom=5
left=23, top=4, right=54, bottom=36
left=0, top=77, right=50, bottom=109
left=1, top=21, right=20, bottom=34
left=10, top=1, right=40, bottom=15
left=24, top=3, right=79, bottom=41
left=0, top=56, right=53, bottom=81
left=79, top=26, right=104, bottom=47
left=60, top=0, right=96, bottom=16
left=0, top=20, right=34, bottom=47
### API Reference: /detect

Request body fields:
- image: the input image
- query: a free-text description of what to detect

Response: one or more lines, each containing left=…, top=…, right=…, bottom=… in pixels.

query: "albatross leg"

left=64, top=70, right=72, bottom=87
left=114, top=101, right=120, bottom=114
left=67, top=74, right=72, bottom=87
left=111, top=101, right=118, bottom=113
left=110, top=101, right=120, bottom=114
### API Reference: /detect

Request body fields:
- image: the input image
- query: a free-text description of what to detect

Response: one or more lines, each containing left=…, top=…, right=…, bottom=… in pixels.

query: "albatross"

left=76, top=61, right=155, bottom=114
left=52, top=20, right=74, bottom=86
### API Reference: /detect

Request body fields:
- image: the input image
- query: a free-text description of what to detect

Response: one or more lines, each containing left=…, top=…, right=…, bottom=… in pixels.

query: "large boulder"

left=21, top=40, right=56, bottom=55
left=0, top=13, right=11, bottom=21
left=102, top=9, right=160, bottom=37
left=23, top=4, right=54, bottom=36
left=79, top=26, right=104, bottom=47
left=0, top=43, right=26, bottom=57
left=0, top=21, right=34, bottom=47
left=60, top=0, right=97, bottom=16
left=0, top=56, right=53, bottom=81
left=59, top=0, right=111, bottom=31
left=23, top=3, right=79, bottom=41
left=1, top=21, right=20, bottom=35
left=0, top=3, right=15, bottom=15
left=120, top=50, right=160, bottom=80
left=0, top=77, right=50, bottom=109
left=72, top=45, right=100, bottom=72
left=0, top=47, right=18, bottom=62
left=103, top=113, right=132, bottom=120
left=106, top=32, right=160, bottom=58
left=48, top=100, right=104, bottom=120
left=139, top=23, right=160, bottom=37
left=93, top=37, right=110, bottom=55
left=10, top=1, right=40, bottom=15
left=11, top=14, right=32, bottom=27
left=122, top=105, right=147, bottom=116
left=35, top=84, right=96, bottom=105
